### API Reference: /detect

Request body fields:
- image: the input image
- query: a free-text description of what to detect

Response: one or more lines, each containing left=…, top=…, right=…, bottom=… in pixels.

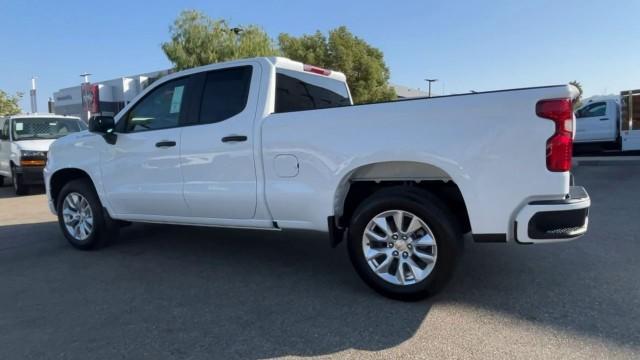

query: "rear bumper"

left=14, top=166, right=45, bottom=185
left=514, top=186, right=590, bottom=244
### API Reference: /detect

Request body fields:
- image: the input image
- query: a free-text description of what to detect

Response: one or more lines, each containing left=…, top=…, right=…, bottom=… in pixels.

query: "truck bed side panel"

left=261, top=86, right=574, bottom=235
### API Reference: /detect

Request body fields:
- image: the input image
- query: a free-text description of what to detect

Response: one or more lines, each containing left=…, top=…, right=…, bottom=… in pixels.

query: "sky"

left=2, top=0, right=639, bottom=112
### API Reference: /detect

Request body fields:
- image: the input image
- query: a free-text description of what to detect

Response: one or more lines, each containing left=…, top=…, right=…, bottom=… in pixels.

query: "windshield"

left=11, top=117, right=86, bottom=140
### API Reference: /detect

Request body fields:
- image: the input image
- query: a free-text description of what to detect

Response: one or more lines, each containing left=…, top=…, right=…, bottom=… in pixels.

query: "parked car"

left=0, top=114, right=86, bottom=195
left=44, top=57, right=590, bottom=300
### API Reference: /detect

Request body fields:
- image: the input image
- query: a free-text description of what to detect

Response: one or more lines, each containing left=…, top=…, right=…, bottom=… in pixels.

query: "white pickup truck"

left=574, top=92, right=640, bottom=151
left=44, top=57, right=590, bottom=299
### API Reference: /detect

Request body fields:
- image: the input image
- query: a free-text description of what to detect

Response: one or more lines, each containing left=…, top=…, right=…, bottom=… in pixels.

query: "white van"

left=0, top=114, right=86, bottom=195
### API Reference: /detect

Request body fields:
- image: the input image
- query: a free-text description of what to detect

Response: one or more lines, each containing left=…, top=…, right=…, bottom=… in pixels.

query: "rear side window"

left=275, top=72, right=350, bottom=113
left=199, top=66, right=252, bottom=124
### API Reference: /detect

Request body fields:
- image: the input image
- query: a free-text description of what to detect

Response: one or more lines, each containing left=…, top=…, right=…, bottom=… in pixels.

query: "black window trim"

left=116, top=65, right=254, bottom=133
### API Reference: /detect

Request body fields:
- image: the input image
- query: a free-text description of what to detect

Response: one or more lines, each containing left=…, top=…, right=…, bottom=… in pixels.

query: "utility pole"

left=425, top=78, right=438, bottom=97
left=30, top=76, right=38, bottom=113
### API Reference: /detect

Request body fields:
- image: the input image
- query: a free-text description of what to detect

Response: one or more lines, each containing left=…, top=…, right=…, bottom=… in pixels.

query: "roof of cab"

left=173, top=56, right=347, bottom=83
left=266, top=57, right=347, bottom=82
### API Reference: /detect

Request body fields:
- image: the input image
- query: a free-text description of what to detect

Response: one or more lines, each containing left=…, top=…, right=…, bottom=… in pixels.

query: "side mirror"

left=89, top=115, right=117, bottom=145
left=89, top=115, right=115, bottom=134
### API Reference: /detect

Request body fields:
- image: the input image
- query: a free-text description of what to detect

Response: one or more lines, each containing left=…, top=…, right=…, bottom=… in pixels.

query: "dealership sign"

left=81, top=83, right=100, bottom=113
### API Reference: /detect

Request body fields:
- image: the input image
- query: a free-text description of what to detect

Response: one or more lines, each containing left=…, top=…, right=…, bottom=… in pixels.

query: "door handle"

left=600, top=118, right=609, bottom=121
left=221, top=135, right=248, bottom=143
left=155, top=140, right=176, bottom=148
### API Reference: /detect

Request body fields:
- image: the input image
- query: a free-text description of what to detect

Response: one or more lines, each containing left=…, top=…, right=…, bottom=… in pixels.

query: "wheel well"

left=50, top=169, right=94, bottom=209
left=339, top=180, right=472, bottom=234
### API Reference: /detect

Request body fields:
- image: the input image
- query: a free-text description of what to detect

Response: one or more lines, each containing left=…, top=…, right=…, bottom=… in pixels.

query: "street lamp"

left=80, top=72, right=91, bottom=84
left=425, top=79, right=438, bottom=97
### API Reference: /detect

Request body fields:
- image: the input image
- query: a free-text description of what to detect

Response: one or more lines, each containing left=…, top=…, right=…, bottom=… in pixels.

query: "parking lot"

left=0, top=164, right=639, bottom=360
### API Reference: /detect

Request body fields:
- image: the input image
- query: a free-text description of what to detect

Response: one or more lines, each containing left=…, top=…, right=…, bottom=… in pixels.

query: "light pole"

left=30, top=76, right=38, bottom=113
left=80, top=72, right=91, bottom=84
left=425, top=79, right=438, bottom=97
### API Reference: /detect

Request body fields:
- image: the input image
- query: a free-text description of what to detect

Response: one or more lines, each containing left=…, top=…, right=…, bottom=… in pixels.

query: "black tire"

left=56, top=179, right=119, bottom=250
left=11, top=167, right=28, bottom=195
left=347, top=187, right=462, bottom=301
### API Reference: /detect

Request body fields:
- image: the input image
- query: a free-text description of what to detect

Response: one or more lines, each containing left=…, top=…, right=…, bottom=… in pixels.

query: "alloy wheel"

left=362, top=210, right=438, bottom=286
left=62, top=192, right=94, bottom=241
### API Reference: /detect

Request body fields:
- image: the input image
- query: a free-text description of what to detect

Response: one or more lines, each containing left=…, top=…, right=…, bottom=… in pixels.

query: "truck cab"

left=574, top=99, right=620, bottom=145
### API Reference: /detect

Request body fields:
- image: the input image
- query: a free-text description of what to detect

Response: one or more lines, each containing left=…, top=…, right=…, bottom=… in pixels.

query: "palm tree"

left=569, top=81, right=583, bottom=109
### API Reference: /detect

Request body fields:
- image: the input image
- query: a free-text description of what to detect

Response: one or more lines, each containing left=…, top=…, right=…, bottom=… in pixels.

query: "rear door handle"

left=600, top=118, right=609, bottom=121
left=155, top=140, right=176, bottom=148
left=221, top=135, right=247, bottom=143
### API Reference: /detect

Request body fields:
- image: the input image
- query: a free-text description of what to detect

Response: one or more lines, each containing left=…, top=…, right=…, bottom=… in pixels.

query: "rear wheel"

left=11, top=167, right=28, bottom=195
left=347, top=187, right=462, bottom=300
left=56, top=179, right=118, bottom=250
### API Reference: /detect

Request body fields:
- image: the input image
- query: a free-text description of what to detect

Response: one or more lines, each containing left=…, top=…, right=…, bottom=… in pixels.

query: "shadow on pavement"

left=0, top=222, right=432, bottom=359
left=0, top=184, right=45, bottom=199
left=0, top=165, right=639, bottom=358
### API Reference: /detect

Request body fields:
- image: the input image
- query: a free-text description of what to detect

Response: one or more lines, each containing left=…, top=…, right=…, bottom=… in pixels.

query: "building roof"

left=391, top=84, right=430, bottom=98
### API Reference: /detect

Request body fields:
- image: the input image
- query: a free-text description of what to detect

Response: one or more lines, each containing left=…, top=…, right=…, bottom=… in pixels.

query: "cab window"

left=275, top=70, right=350, bottom=113
left=125, top=77, right=190, bottom=132
left=576, top=102, right=607, bottom=118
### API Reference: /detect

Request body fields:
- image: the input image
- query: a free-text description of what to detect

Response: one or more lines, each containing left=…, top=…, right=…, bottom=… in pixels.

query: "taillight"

left=303, top=64, right=331, bottom=76
left=536, top=98, right=573, bottom=172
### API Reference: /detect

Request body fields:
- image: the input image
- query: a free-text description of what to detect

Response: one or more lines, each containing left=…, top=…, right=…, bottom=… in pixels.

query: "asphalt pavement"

left=0, top=164, right=639, bottom=359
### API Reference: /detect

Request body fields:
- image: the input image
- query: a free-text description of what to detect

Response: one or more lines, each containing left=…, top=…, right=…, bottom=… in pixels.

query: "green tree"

left=0, top=90, right=22, bottom=116
left=279, top=27, right=396, bottom=104
left=161, top=10, right=278, bottom=71
left=569, top=80, right=583, bottom=109
left=162, top=11, right=396, bottom=104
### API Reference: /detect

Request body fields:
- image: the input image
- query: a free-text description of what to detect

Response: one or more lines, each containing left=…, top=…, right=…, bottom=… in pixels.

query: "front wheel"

left=347, top=187, right=462, bottom=300
left=56, top=179, right=118, bottom=250
left=11, top=168, right=28, bottom=195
